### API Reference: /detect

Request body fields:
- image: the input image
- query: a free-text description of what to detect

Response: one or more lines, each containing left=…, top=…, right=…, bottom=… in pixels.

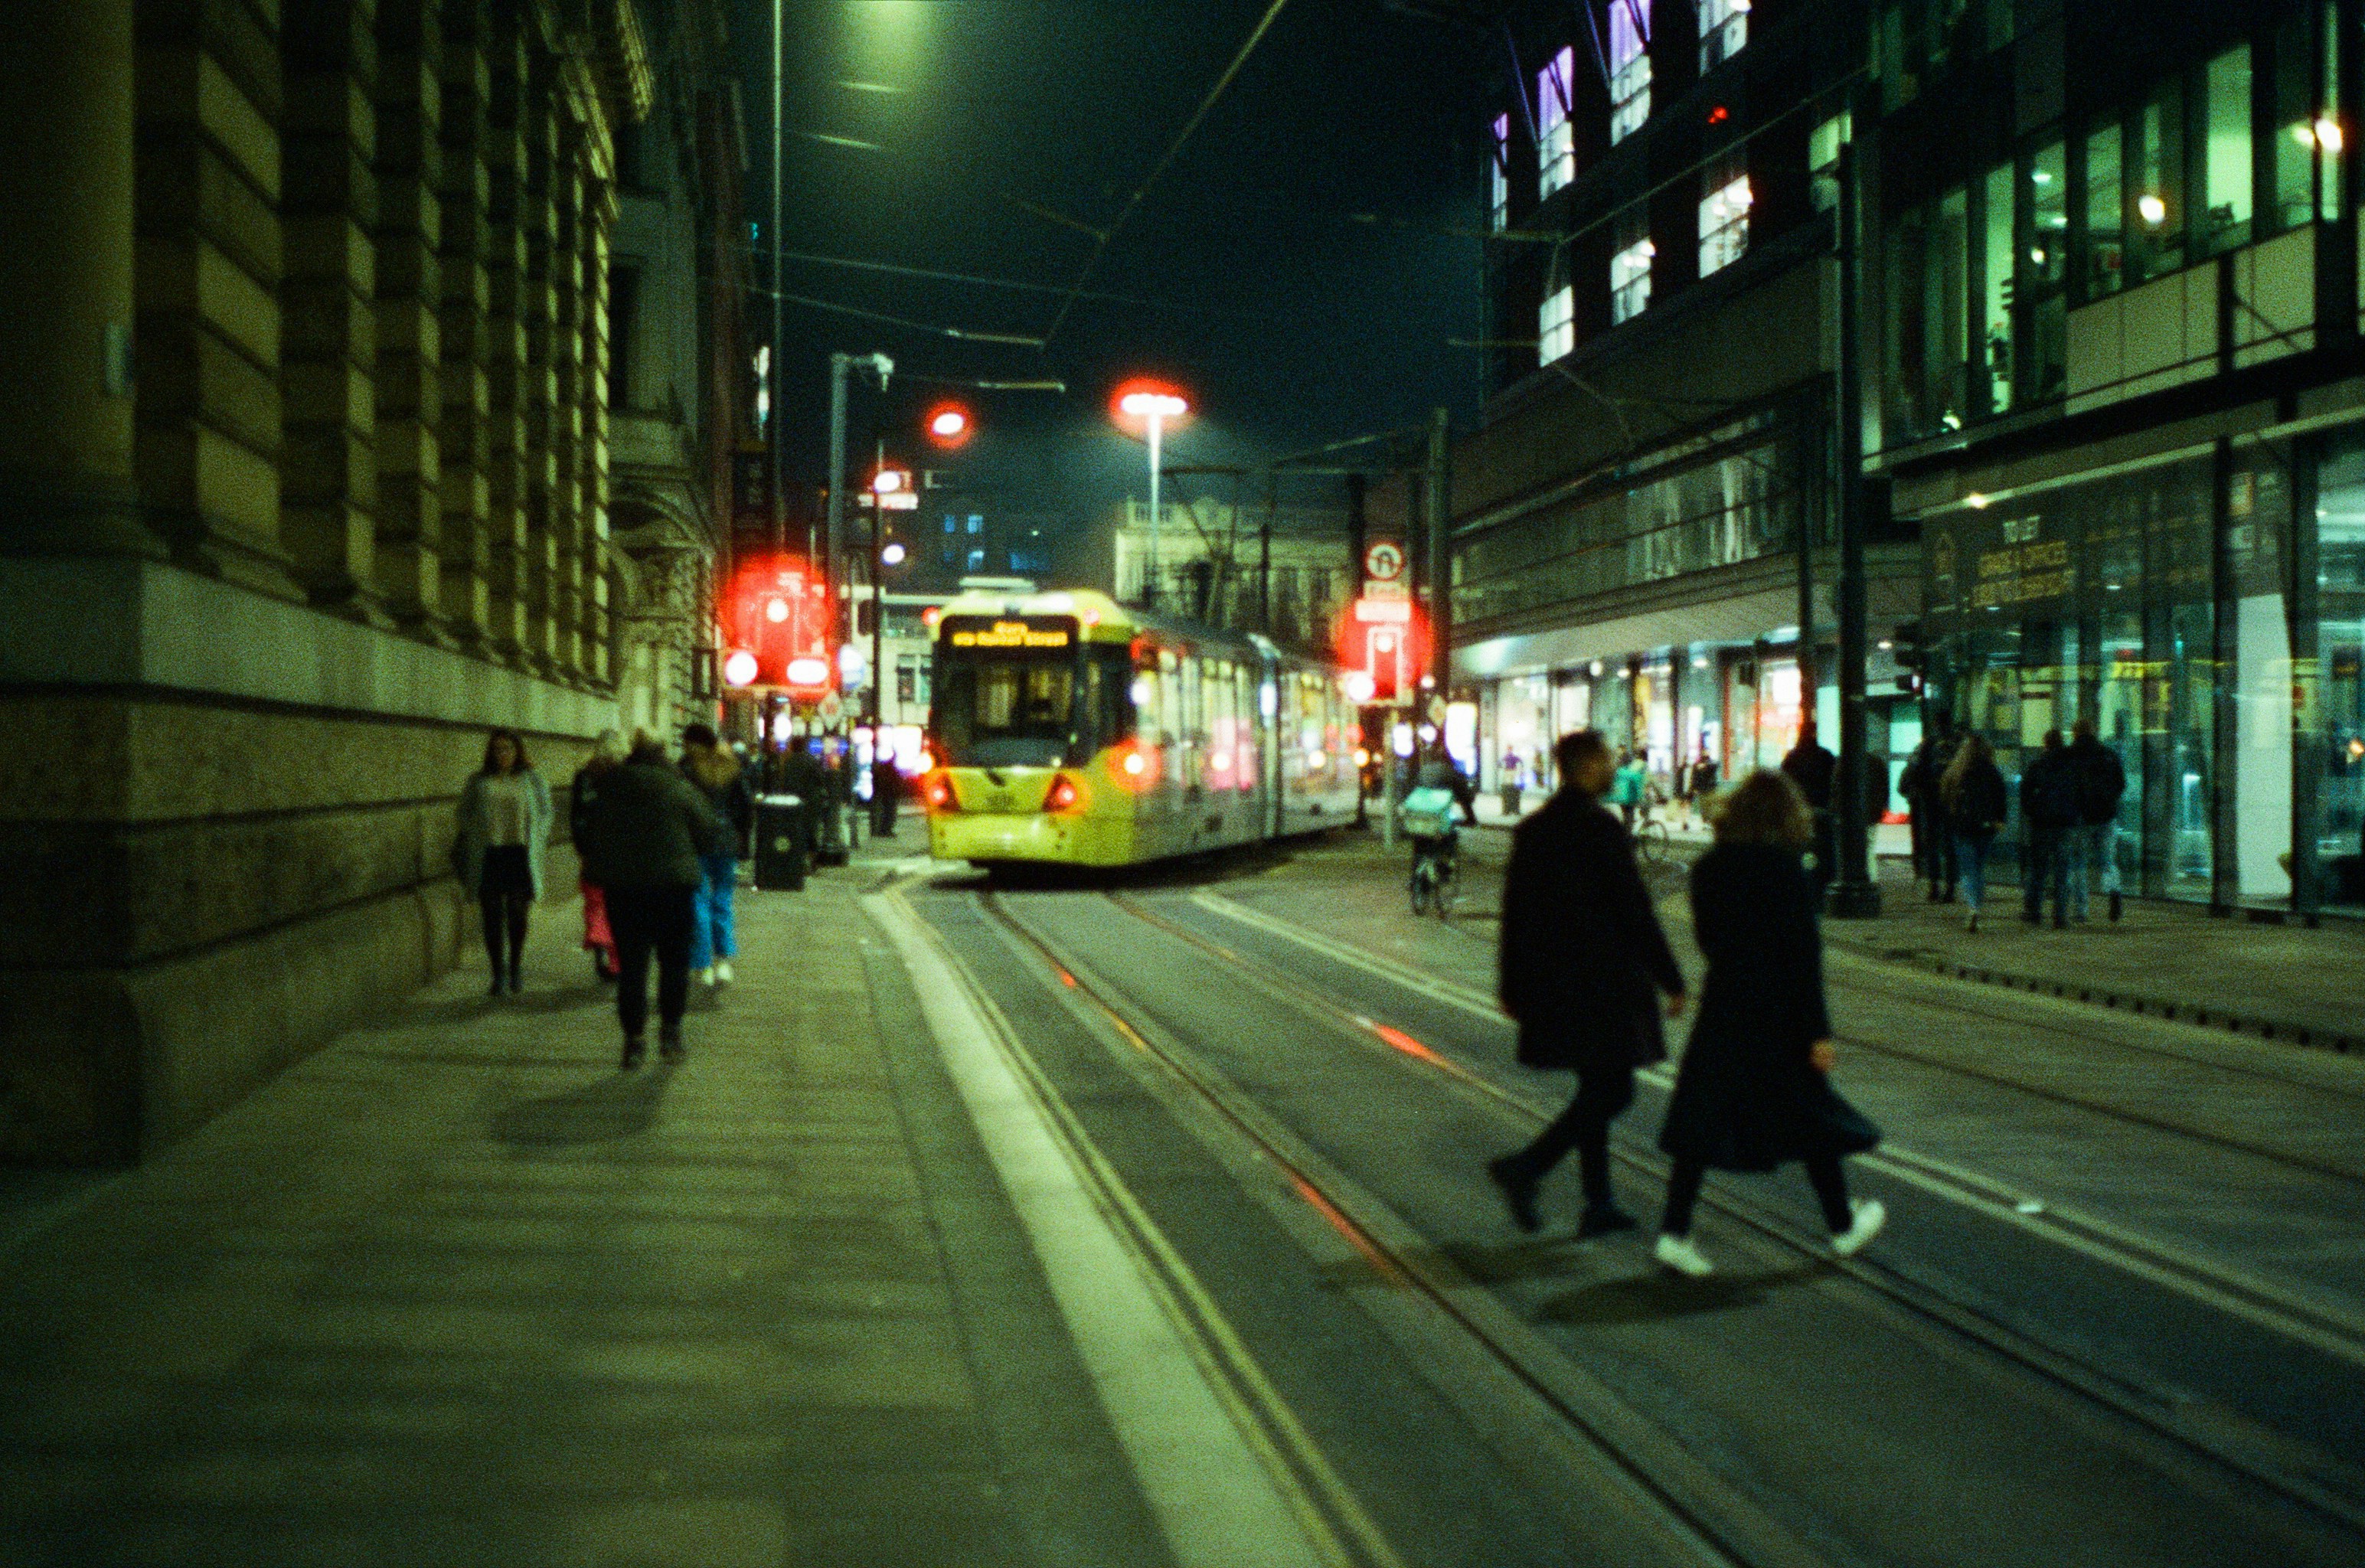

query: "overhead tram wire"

left=747, top=283, right=1047, bottom=347
left=737, top=243, right=1320, bottom=326
left=1037, top=0, right=1295, bottom=348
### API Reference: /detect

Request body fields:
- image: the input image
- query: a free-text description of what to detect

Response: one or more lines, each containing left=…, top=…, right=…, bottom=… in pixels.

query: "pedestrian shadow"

left=491, top=1063, right=675, bottom=1148
left=1309, top=1236, right=1598, bottom=1293
left=403, top=984, right=612, bottom=1029
left=1534, top=1260, right=1830, bottom=1325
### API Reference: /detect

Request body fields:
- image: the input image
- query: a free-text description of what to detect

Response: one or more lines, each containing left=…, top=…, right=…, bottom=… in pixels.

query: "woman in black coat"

left=1654, top=769, right=1885, bottom=1278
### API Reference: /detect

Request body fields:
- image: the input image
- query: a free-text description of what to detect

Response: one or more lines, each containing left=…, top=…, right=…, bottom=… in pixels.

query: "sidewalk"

left=0, top=867, right=1167, bottom=1568
left=1816, top=857, right=2365, bottom=1054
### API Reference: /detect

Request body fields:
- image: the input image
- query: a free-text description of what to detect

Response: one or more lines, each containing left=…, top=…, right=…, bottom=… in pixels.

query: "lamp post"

left=1116, top=384, right=1188, bottom=607
left=867, top=470, right=906, bottom=834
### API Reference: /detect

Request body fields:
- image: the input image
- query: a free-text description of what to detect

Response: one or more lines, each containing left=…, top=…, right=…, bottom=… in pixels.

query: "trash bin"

left=752, top=793, right=808, bottom=890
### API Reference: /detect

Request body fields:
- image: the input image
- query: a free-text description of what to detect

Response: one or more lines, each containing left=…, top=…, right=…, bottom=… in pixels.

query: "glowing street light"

left=1112, top=381, right=1191, bottom=608
left=880, top=541, right=907, bottom=567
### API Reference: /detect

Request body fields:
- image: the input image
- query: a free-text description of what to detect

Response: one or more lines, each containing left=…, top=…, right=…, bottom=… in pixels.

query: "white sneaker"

left=1655, top=1233, right=1714, bottom=1278
left=713, top=961, right=733, bottom=985
left=1832, top=1199, right=1886, bottom=1257
left=697, top=966, right=715, bottom=987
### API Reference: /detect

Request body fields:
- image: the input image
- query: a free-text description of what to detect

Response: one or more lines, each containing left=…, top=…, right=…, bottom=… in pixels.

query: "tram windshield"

left=935, top=650, right=1079, bottom=767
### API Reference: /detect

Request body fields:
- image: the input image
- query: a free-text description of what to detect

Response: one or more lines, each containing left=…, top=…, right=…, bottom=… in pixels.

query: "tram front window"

left=934, top=653, right=1079, bottom=768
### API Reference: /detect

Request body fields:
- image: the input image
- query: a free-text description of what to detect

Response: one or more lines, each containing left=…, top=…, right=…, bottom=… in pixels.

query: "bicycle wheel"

left=1641, top=823, right=1672, bottom=865
left=1432, top=869, right=1455, bottom=921
left=1410, top=867, right=1432, bottom=916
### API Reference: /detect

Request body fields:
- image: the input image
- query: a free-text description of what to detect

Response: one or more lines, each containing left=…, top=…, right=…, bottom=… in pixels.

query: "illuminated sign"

left=949, top=619, right=1073, bottom=649
left=1354, top=597, right=1413, bottom=623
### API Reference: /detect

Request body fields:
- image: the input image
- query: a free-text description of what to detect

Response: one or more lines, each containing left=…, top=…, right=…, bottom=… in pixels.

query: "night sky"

left=732, top=0, right=1492, bottom=530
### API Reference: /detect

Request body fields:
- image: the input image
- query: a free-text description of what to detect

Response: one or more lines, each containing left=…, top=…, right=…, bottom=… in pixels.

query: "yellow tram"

left=922, top=587, right=1362, bottom=868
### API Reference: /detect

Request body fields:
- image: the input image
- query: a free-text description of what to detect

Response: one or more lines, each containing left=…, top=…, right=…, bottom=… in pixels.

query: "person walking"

left=1487, top=729, right=1688, bottom=1236
left=1652, top=770, right=1885, bottom=1277
left=577, top=732, right=730, bottom=1068
left=680, top=723, right=754, bottom=986
left=1782, top=720, right=1839, bottom=893
left=455, top=728, right=552, bottom=996
left=2066, top=717, right=2128, bottom=923
left=1610, top=749, right=1649, bottom=831
left=2019, top=730, right=2079, bottom=928
left=570, top=729, right=629, bottom=982
left=1942, top=733, right=2007, bottom=931
left=1901, top=730, right=1957, bottom=902
left=1685, top=749, right=1720, bottom=827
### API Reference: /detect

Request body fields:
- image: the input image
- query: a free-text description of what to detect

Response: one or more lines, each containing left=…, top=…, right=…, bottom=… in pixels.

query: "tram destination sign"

left=946, top=617, right=1073, bottom=650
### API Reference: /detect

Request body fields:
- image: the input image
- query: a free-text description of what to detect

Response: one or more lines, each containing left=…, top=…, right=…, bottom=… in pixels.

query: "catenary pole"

left=770, top=0, right=786, bottom=550
left=1829, top=131, right=1881, bottom=916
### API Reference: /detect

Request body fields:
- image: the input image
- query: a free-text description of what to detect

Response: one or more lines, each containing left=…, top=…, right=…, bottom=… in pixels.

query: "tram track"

left=985, top=885, right=2365, bottom=1544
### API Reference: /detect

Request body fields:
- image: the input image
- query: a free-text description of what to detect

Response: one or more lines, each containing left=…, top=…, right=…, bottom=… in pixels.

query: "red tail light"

left=1044, top=775, right=1080, bottom=812
left=926, top=775, right=955, bottom=811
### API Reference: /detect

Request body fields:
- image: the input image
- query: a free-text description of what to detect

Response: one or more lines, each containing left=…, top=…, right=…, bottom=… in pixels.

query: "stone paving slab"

left=0, top=867, right=1170, bottom=1568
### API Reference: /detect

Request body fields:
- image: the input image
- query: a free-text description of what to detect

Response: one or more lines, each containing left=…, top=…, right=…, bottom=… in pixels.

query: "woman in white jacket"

left=455, top=729, right=553, bottom=995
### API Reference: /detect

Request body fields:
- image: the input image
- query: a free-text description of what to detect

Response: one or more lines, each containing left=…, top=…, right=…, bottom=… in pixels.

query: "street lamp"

left=1113, top=381, right=1190, bottom=608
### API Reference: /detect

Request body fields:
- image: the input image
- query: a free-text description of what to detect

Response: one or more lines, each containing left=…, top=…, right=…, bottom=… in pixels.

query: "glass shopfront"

left=1920, top=433, right=2359, bottom=916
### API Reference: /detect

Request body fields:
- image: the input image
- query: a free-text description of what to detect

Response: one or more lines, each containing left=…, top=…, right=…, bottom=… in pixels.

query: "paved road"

left=901, top=831, right=2365, bottom=1568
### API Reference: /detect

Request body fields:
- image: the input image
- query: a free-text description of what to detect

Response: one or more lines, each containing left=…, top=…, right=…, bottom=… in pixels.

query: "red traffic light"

left=720, top=551, right=835, bottom=694
left=925, top=401, right=973, bottom=449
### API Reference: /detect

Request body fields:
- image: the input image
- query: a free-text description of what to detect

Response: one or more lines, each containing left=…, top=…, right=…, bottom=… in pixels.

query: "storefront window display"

left=1919, top=448, right=2311, bottom=909
left=2305, top=443, right=2365, bottom=909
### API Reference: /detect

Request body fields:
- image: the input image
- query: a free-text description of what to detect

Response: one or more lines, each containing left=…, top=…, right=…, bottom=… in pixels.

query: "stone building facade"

left=0, top=0, right=707, bottom=1164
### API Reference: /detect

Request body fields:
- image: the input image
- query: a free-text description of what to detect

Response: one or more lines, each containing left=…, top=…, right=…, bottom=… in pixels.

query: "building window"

left=1809, top=112, right=1851, bottom=212
left=1490, top=113, right=1511, bottom=230
left=966, top=514, right=983, bottom=534
left=2131, top=80, right=2187, bottom=283
left=607, top=264, right=641, bottom=412
left=1537, top=48, right=1576, bottom=199
left=1883, top=185, right=1970, bottom=443
left=2198, top=44, right=2254, bottom=254
left=1611, top=214, right=1653, bottom=325
left=1539, top=284, right=1576, bottom=364
left=1699, top=0, right=1746, bottom=70
left=944, top=514, right=958, bottom=533
left=1698, top=157, right=1750, bottom=277
left=966, top=547, right=986, bottom=572
left=2083, top=122, right=2124, bottom=296
left=1609, top=0, right=1652, bottom=145
left=1981, top=162, right=2014, bottom=414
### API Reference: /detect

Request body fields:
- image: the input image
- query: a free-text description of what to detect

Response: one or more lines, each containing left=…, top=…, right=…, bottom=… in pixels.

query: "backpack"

left=2074, top=745, right=2124, bottom=824
left=2026, top=753, right=2079, bottom=828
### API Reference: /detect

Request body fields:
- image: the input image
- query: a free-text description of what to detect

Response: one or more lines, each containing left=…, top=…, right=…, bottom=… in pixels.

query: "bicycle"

left=1409, top=833, right=1458, bottom=920
left=1632, top=797, right=1674, bottom=867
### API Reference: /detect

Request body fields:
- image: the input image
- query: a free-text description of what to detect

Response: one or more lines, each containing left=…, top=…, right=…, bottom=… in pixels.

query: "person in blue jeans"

left=679, top=724, right=755, bottom=986
left=1942, top=733, right=2007, bottom=932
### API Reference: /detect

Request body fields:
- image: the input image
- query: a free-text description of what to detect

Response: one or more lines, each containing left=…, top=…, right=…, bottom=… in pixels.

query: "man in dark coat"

left=2019, top=729, right=2078, bottom=927
left=578, top=733, right=730, bottom=1068
left=1488, top=729, right=1687, bottom=1236
left=1782, top=720, right=1839, bottom=892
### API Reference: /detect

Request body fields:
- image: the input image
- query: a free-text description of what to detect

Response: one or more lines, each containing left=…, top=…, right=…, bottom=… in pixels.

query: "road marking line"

left=866, top=889, right=1345, bottom=1568
left=1185, top=889, right=2365, bottom=1371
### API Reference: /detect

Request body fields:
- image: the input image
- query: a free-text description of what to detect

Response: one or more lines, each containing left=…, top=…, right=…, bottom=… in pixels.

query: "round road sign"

left=1364, top=541, right=1405, bottom=582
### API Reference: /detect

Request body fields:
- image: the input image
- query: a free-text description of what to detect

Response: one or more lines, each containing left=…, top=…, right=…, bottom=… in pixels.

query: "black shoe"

left=2053, top=916, right=2066, bottom=929
left=1927, top=884, right=1942, bottom=903
left=2021, top=910, right=2040, bottom=925
left=1577, top=1205, right=1640, bottom=1238
left=508, top=964, right=524, bottom=995
left=658, top=1031, right=685, bottom=1063
left=2109, top=891, right=2122, bottom=923
left=621, top=1038, right=646, bottom=1070
left=1486, top=1155, right=1542, bottom=1233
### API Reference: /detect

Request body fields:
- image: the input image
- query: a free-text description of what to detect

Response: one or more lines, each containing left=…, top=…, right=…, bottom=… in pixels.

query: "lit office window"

left=1539, top=285, right=1576, bottom=364
left=1537, top=49, right=1576, bottom=198
left=1611, top=217, right=1654, bottom=324
left=1809, top=111, right=1851, bottom=211
left=1609, top=0, right=1652, bottom=145
left=1699, top=158, right=1750, bottom=276
left=1699, top=0, right=1747, bottom=70
left=1490, top=113, right=1511, bottom=230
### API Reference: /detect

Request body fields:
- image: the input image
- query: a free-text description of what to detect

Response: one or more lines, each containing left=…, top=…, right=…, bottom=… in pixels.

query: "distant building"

left=892, top=491, right=1066, bottom=596
left=1081, top=499, right=1354, bottom=652
left=606, top=2, right=755, bottom=743
left=1416, top=0, right=1916, bottom=802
